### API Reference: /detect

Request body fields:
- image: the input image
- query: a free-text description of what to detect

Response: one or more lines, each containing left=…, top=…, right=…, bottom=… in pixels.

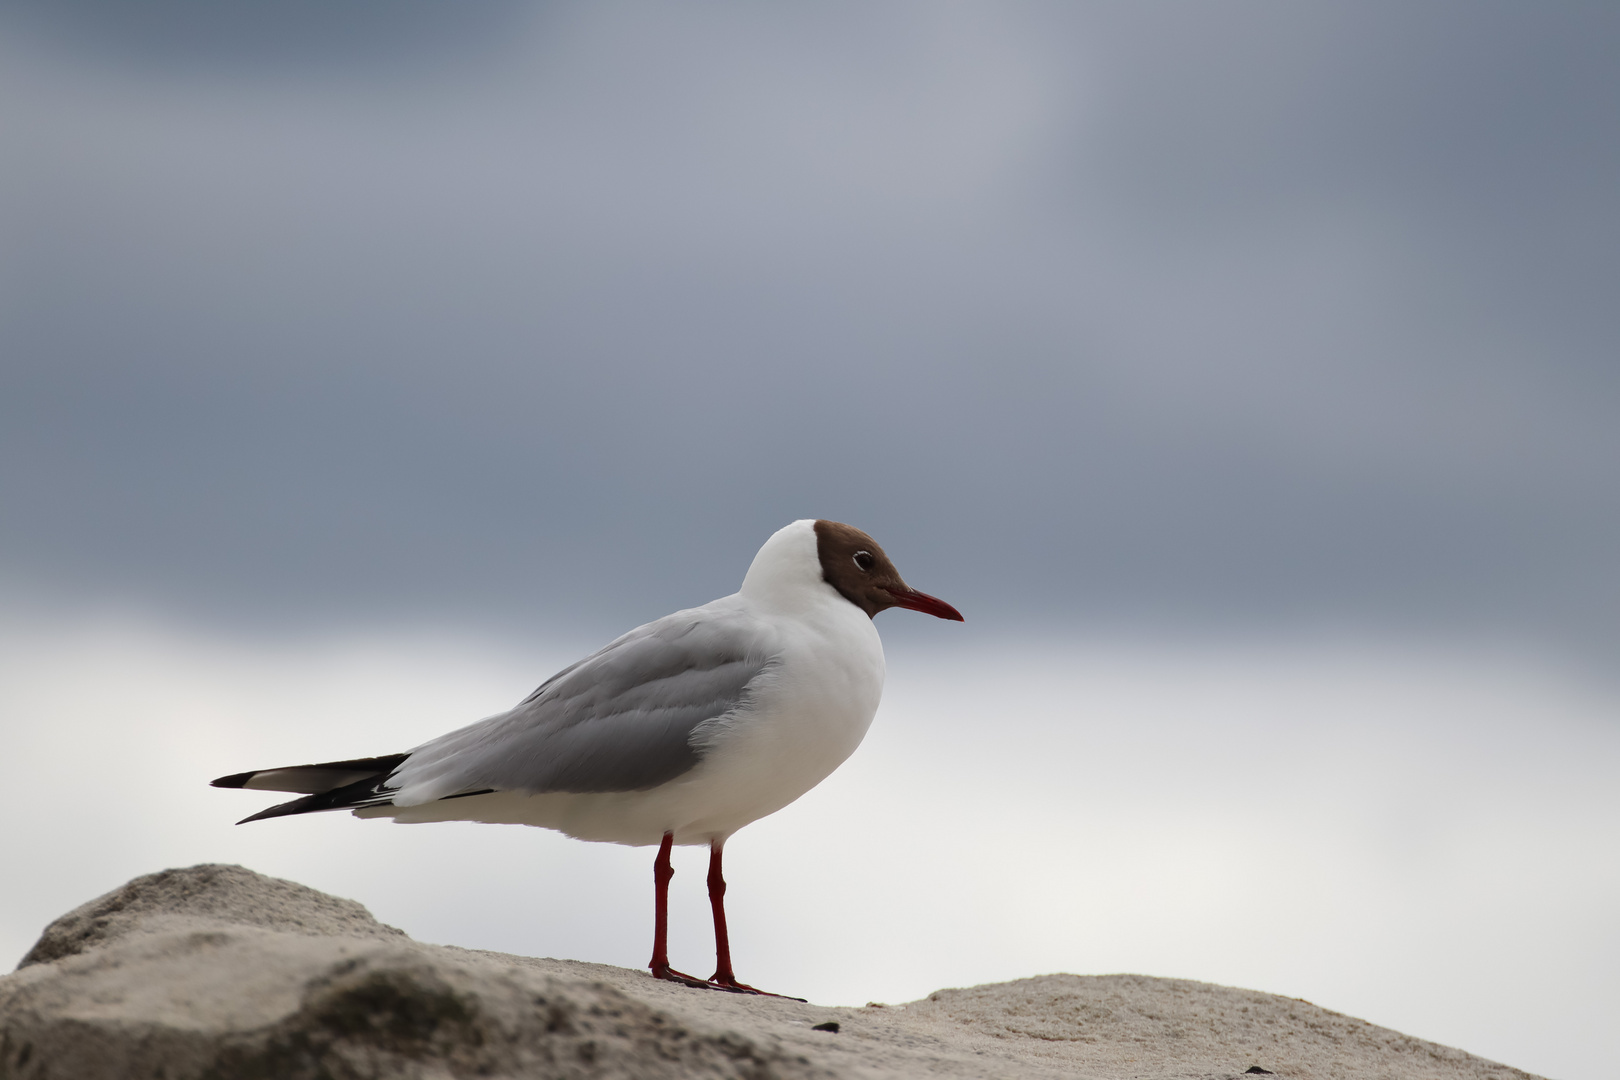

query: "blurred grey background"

left=2, top=4, right=1617, bottom=1079
left=4, top=0, right=1616, bottom=652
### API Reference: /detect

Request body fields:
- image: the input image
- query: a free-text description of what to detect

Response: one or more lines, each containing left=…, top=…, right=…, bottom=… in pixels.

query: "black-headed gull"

left=214, top=519, right=962, bottom=995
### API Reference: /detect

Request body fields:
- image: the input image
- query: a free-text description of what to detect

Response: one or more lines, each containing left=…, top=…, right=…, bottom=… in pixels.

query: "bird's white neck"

left=738, top=519, right=830, bottom=615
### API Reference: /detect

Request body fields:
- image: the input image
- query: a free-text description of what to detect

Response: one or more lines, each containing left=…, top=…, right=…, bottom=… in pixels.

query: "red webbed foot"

left=650, top=963, right=714, bottom=989
left=707, top=972, right=806, bottom=1001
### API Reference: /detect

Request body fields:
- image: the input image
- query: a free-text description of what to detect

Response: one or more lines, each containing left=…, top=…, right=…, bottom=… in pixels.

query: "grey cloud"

left=0, top=0, right=538, bottom=72
left=1, top=2, right=1616, bottom=651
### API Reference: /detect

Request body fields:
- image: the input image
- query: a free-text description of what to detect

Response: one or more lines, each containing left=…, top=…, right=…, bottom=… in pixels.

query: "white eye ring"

left=853, top=551, right=875, bottom=572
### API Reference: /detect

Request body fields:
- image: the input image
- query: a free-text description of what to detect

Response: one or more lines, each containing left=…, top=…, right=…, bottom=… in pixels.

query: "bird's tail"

left=211, top=753, right=408, bottom=824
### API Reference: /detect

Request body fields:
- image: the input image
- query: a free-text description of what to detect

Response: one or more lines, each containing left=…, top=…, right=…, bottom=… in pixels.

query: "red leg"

left=648, top=832, right=708, bottom=987
left=706, top=840, right=803, bottom=1000
left=707, top=839, right=739, bottom=985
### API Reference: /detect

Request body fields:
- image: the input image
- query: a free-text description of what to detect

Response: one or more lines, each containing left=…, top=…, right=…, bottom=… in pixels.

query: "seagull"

left=214, top=519, right=962, bottom=996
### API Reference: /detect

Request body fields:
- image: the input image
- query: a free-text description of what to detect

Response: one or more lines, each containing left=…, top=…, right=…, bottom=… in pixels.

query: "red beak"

left=883, top=586, right=965, bottom=622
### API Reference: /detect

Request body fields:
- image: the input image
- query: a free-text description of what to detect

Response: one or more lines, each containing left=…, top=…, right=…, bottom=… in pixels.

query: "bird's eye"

left=853, top=551, right=875, bottom=572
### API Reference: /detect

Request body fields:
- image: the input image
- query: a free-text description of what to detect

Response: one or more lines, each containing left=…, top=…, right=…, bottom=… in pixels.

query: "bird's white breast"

left=679, top=586, right=885, bottom=833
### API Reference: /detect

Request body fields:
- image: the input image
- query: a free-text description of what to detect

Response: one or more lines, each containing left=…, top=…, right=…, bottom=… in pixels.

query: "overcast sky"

left=2, top=1, right=1616, bottom=650
left=2, top=5, right=1617, bottom=1078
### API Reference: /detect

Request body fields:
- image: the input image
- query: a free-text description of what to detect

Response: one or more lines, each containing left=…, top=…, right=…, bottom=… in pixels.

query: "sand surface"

left=0, top=865, right=1543, bottom=1080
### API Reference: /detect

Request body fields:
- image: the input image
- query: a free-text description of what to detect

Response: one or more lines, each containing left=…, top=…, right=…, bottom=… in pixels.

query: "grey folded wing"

left=387, top=606, right=775, bottom=802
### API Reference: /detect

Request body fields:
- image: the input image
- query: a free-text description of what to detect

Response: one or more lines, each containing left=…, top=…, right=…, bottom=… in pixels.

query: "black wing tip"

left=216, top=753, right=411, bottom=822
left=236, top=797, right=316, bottom=825
left=233, top=774, right=401, bottom=824
left=210, top=753, right=411, bottom=792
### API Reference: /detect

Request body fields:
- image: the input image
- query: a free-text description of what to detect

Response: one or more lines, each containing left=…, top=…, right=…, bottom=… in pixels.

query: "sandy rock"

left=16, top=864, right=405, bottom=968
left=0, top=865, right=1543, bottom=1080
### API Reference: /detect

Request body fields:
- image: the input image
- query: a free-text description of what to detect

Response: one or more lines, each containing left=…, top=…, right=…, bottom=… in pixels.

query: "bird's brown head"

left=813, top=520, right=964, bottom=621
